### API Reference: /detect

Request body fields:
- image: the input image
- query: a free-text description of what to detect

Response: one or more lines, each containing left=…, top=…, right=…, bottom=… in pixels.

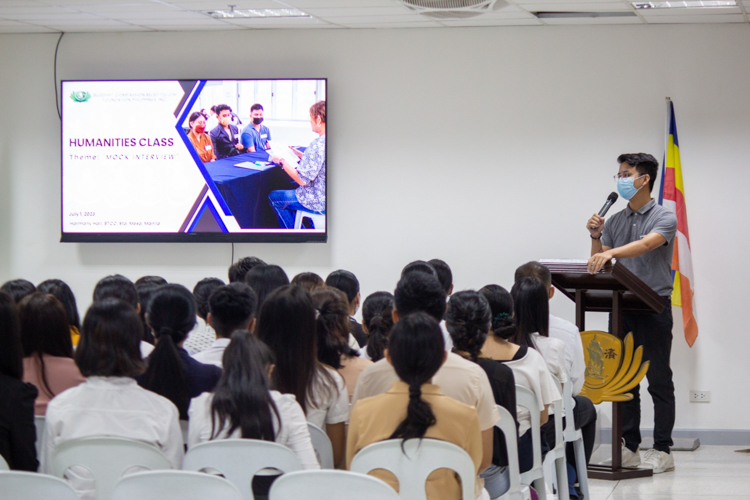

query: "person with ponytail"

left=347, top=312, right=485, bottom=500
left=256, top=285, right=349, bottom=468
left=42, top=299, right=183, bottom=499
left=360, top=291, right=394, bottom=362
left=312, top=287, right=372, bottom=401
left=138, top=284, right=221, bottom=420
left=478, top=285, right=560, bottom=474
left=446, top=291, right=517, bottom=499
left=189, top=331, right=319, bottom=496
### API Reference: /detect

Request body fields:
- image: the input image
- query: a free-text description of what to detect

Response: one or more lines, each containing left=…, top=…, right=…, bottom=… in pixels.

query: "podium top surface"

left=540, top=259, right=665, bottom=314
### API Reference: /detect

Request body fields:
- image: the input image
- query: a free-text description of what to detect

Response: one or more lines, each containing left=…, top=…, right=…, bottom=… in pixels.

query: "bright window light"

left=205, top=8, right=310, bottom=19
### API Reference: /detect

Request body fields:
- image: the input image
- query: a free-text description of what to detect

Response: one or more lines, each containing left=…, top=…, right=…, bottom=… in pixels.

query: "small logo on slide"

left=69, top=91, right=91, bottom=103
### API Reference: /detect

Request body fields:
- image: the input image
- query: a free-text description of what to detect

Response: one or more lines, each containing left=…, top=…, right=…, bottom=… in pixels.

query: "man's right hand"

left=587, top=213, right=605, bottom=238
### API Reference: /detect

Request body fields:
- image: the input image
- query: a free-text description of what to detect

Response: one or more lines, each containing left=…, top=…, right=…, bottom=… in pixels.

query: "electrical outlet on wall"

left=690, top=390, right=711, bottom=403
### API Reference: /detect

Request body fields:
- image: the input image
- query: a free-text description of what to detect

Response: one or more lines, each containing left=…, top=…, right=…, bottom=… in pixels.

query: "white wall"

left=1, top=25, right=749, bottom=433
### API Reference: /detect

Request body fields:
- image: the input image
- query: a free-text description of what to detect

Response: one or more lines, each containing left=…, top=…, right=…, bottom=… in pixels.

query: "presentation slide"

left=61, top=79, right=327, bottom=242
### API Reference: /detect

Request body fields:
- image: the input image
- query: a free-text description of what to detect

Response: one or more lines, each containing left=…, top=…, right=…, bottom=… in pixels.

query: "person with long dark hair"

left=19, top=293, right=85, bottom=415
left=312, top=287, right=371, bottom=401
left=446, top=291, right=518, bottom=499
left=347, top=312, right=484, bottom=500
left=0, top=279, right=36, bottom=304
left=244, top=264, right=290, bottom=308
left=256, top=285, right=348, bottom=468
left=41, top=299, right=183, bottom=498
left=360, top=291, right=394, bottom=362
left=188, top=330, right=319, bottom=467
left=37, top=279, right=81, bottom=347
left=134, top=276, right=168, bottom=345
left=478, top=284, right=560, bottom=475
left=325, top=270, right=366, bottom=347
left=138, top=284, right=221, bottom=420
left=0, top=291, right=38, bottom=471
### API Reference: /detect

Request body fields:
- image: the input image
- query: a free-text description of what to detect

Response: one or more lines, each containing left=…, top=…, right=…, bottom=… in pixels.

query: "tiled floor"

left=586, top=445, right=750, bottom=499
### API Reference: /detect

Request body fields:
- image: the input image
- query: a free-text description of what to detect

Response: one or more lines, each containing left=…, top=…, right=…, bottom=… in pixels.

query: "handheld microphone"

left=598, top=192, right=619, bottom=217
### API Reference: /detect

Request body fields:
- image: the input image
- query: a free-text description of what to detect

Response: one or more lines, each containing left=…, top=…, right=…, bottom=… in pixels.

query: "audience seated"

left=134, top=276, right=168, bottom=345
left=446, top=290, right=518, bottom=499
left=41, top=298, right=183, bottom=499
left=352, top=272, right=499, bottom=475
left=291, top=272, right=325, bottom=292
left=312, top=287, right=372, bottom=401
left=0, top=291, right=38, bottom=471
left=428, top=258, right=455, bottom=297
left=37, top=279, right=81, bottom=348
left=93, top=274, right=154, bottom=358
left=193, top=283, right=257, bottom=368
left=347, top=312, right=485, bottom=500
left=188, top=330, right=319, bottom=464
left=0, top=279, right=36, bottom=304
left=256, top=285, right=349, bottom=468
left=18, top=293, right=85, bottom=416
left=360, top=291, right=394, bottom=362
left=183, top=278, right=224, bottom=355
left=325, top=270, right=366, bottom=347
left=245, top=264, right=290, bottom=307
left=478, top=285, right=560, bottom=473
left=228, top=256, right=267, bottom=284
left=137, top=284, right=221, bottom=420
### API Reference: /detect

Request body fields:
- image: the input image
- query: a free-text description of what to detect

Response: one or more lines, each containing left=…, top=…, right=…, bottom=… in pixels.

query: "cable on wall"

left=231, top=242, right=235, bottom=265
left=54, top=32, right=65, bottom=120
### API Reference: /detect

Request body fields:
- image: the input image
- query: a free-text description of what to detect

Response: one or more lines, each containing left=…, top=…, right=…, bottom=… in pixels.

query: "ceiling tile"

left=637, top=6, right=742, bottom=15
left=338, top=20, right=443, bottom=27
left=283, top=0, right=397, bottom=7
left=142, top=23, right=246, bottom=30
left=165, top=1, right=283, bottom=9
left=541, top=15, right=642, bottom=22
left=439, top=17, right=544, bottom=25
left=519, top=2, right=634, bottom=10
left=123, top=17, right=227, bottom=25
left=644, top=12, right=744, bottom=21
left=302, top=6, right=412, bottom=17
left=100, top=10, right=211, bottom=20
left=224, top=16, right=334, bottom=26
left=69, top=3, right=182, bottom=14
left=0, top=24, right=60, bottom=32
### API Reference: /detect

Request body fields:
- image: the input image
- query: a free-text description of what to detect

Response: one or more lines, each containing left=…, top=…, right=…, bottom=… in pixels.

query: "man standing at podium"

left=586, top=153, right=678, bottom=474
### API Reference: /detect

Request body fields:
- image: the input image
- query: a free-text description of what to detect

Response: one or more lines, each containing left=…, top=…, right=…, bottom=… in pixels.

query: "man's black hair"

left=428, top=259, right=453, bottom=295
left=325, top=269, right=359, bottom=303
left=93, top=275, right=138, bottom=309
left=193, top=278, right=225, bottom=320
left=394, top=272, right=447, bottom=323
left=208, top=283, right=257, bottom=338
left=617, top=153, right=659, bottom=192
left=228, top=256, right=267, bottom=283
left=514, top=261, right=552, bottom=290
left=250, top=103, right=264, bottom=112
left=400, top=261, right=437, bottom=280
left=215, top=104, right=232, bottom=116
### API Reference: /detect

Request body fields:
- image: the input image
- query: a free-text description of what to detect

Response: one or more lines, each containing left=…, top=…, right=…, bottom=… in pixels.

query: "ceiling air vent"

left=398, top=0, right=506, bottom=19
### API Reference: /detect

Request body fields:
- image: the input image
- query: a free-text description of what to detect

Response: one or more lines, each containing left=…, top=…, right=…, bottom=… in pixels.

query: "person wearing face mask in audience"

left=187, top=112, right=215, bottom=163
left=210, top=104, right=245, bottom=160
left=586, top=153, right=678, bottom=474
left=241, top=104, right=271, bottom=153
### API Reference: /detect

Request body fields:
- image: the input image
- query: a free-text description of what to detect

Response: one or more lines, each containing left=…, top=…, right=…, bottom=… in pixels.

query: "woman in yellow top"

left=187, top=111, right=216, bottom=163
left=347, top=312, right=485, bottom=500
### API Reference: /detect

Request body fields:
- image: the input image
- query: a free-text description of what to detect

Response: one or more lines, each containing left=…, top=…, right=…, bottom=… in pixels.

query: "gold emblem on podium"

left=579, top=331, right=650, bottom=405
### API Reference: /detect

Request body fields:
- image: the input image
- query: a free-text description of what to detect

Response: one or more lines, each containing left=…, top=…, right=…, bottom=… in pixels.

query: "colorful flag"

left=658, top=100, right=698, bottom=347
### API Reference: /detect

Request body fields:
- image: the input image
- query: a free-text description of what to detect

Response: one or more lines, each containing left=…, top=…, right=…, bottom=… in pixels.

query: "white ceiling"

left=0, top=0, right=747, bottom=33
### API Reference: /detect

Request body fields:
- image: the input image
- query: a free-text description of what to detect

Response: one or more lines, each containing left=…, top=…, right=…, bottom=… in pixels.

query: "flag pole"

left=659, top=97, right=671, bottom=205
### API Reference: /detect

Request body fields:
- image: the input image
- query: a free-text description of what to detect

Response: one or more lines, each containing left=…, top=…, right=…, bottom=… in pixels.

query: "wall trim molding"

left=599, top=428, right=750, bottom=446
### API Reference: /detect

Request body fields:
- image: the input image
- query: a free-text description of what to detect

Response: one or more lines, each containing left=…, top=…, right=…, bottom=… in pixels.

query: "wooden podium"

left=540, top=259, right=666, bottom=480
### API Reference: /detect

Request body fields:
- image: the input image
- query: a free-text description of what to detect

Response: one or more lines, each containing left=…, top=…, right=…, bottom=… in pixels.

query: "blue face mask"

left=617, top=175, right=646, bottom=200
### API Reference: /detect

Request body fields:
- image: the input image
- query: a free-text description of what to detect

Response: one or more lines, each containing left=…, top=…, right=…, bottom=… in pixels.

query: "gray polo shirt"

left=601, top=199, right=677, bottom=297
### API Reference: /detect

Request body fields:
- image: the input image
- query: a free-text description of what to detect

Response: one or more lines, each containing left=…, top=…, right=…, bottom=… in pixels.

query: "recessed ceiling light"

left=204, top=5, right=310, bottom=19
left=632, top=0, right=735, bottom=8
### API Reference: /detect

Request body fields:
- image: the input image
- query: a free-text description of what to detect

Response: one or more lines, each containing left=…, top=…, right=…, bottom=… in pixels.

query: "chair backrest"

left=515, top=385, right=542, bottom=471
left=112, top=470, right=242, bottom=500
left=269, top=470, right=399, bottom=500
left=0, top=453, right=9, bottom=471
left=494, top=405, right=523, bottom=497
left=549, top=376, right=564, bottom=448
left=0, top=470, right=80, bottom=500
left=34, top=416, right=45, bottom=456
left=183, top=439, right=302, bottom=500
left=50, top=437, right=172, bottom=500
left=349, top=438, right=475, bottom=500
left=561, top=377, right=577, bottom=440
left=307, top=423, right=334, bottom=469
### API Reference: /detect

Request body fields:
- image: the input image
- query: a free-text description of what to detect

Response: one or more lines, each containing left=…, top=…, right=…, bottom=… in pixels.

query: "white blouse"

left=305, top=366, right=349, bottom=430
left=503, top=348, right=561, bottom=437
left=188, top=390, right=320, bottom=470
left=41, top=376, right=184, bottom=500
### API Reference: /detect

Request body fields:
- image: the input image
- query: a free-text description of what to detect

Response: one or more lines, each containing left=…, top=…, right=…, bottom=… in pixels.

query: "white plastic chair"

left=0, top=470, right=79, bottom=500
left=515, top=385, right=547, bottom=498
left=307, top=422, right=334, bottom=469
left=269, top=469, right=399, bottom=500
left=0, top=454, right=9, bottom=470
left=112, top=470, right=242, bottom=500
left=350, top=438, right=476, bottom=500
left=294, top=209, right=326, bottom=230
left=34, top=416, right=45, bottom=456
left=183, top=439, right=302, bottom=500
left=492, top=405, right=531, bottom=500
left=50, top=436, right=172, bottom=500
left=543, top=377, right=569, bottom=500
left=562, top=379, right=590, bottom=500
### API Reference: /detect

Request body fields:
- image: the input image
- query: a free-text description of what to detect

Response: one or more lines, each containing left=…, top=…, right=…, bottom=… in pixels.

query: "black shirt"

left=0, top=374, right=39, bottom=471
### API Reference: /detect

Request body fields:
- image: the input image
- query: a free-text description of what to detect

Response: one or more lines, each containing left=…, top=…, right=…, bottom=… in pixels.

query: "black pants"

left=612, top=302, right=675, bottom=454
left=540, top=395, right=597, bottom=467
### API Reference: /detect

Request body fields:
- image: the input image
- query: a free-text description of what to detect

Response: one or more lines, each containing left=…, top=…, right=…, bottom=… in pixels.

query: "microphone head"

left=607, top=192, right=619, bottom=203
